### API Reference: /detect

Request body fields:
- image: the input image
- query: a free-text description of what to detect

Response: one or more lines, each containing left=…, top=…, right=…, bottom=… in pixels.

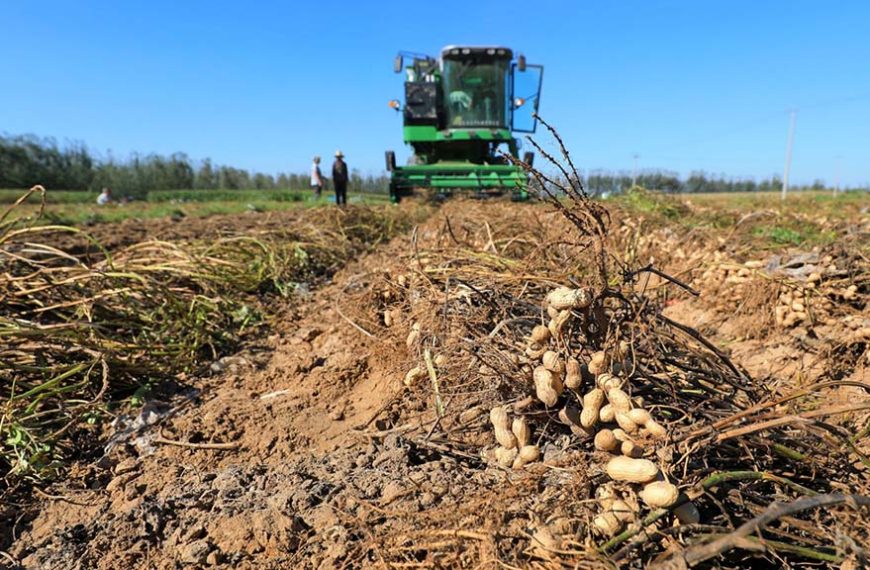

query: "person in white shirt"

left=96, top=188, right=112, bottom=206
left=310, top=156, right=323, bottom=200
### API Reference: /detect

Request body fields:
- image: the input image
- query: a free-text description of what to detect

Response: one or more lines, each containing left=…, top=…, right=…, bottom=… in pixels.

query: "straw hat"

left=335, top=150, right=344, bottom=158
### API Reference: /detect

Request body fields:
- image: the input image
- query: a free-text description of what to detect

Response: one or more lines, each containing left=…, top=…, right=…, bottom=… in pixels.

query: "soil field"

left=1, top=189, right=868, bottom=569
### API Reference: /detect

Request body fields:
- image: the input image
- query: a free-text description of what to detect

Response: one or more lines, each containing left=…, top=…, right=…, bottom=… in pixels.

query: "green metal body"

left=386, top=46, right=543, bottom=202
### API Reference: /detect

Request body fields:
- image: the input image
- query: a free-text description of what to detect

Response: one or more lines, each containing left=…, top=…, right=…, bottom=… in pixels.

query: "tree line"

left=1, top=133, right=860, bottom=197
left=0, top=134, right=390, bottom=198
left=580, top=169, right=854, bottom=195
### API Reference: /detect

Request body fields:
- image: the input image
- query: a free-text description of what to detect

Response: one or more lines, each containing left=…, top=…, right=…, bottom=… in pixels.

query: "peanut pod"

left=607, top=387, right=632, bottom=413
left=547, top=309, right=572, bottom=339
left=546, top=286, right=593, bottom=310
left=609, top=499, right=635, bottom=523
left=605, top=456, right=659, bottom=483
left=615, top=412, right=640, bottom=434
left=599, top=403, right=616, bottom=423
left=580, top=388, right=605, bottom=428
left=620, top=439, right=643, bottom=458
left=592, top=512, right=623, bottom=537
left=626, top=408, right=652, bottom=425
left=512, top=417, right=532, bottom=448
left=564, top=357, right=582, bottom=390
left=627, top=408, right=668, bottom=440
left=525, top=342, right=547, bottom=360
left=644, top=419, right=668, bottom=439
left=490, top=407, right=517, bottom=449
left=594, top=429, right=619, bottom=452
left=639, top=481, right=680, bottom=508
left=530, top=324, right=551, bottom=344
left=494, top=446, right=518, bottom=468
left=534, top=366, right=563, bottom=407
left=512, top=444, right=541, bottom=469
left=489, top=406, right=510, bottom=429
left=403, top=366, right=426, bottom=387
left=542, top=351, right=564, bottom=375
left=596, top=373, right=623, bottom=391
left=588, top=351, right=606, bottom=376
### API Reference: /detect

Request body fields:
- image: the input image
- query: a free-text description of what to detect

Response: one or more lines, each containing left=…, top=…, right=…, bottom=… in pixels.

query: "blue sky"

left=2, top=1, right=869, bottom=186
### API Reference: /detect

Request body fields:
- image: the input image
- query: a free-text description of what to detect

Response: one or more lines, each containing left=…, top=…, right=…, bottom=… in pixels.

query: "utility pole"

left=631, top=153, right=639, bottom=188
left=781, top=109, right=797, bottom=200
left=834, top=156, right=842, bottom=196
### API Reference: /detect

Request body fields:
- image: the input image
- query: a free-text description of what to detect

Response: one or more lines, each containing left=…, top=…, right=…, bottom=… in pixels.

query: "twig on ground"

left=652, top=494, right=870, bottom=569
left=335, top=304, right=375, bottom=338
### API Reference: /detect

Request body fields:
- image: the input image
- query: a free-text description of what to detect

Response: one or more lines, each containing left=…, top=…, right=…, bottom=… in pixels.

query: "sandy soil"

left=5, top=198, right=868, bottom=569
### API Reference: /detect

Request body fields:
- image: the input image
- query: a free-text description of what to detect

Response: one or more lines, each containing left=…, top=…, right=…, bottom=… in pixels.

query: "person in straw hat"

left=331, top=150, right=348, bottom=206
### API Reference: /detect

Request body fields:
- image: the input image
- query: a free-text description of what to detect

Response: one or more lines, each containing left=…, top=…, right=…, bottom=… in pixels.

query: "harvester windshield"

left=442, top=51, right=511, bottom=128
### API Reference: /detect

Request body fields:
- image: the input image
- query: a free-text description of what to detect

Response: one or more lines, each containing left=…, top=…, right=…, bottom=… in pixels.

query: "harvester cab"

left=385, top=46, right=543, bottom=202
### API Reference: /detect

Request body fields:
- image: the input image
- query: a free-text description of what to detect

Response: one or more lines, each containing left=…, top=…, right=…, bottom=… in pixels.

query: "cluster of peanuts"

left=386, top=272, right=472, bottom=389
left=524, top=286, right=595, bottom=409
left=582, top=369, right=699, bottom=537
left=775, top=279, right=860, bottom=330
left=490, top=286, right=699, bottom=536
left=842, top=315, right=870, bottom=348
left=488, top=407, right=541, bottom=469
left=698, top=255, right=861, bottom=329
left=696, top=254, right=761, bottom=291
left=775, top=284, right=823, bottom=328
left=379, top=271, right=449, bottom=387
left=696, top=258, right=777, bottom=308
left=380, top=273, right=409, bottom=329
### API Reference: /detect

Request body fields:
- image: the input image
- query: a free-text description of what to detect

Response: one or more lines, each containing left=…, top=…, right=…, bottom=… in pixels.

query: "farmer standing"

left=332, top=150, right=348, bottom=206
left=310, top=156, right=323, bottom=200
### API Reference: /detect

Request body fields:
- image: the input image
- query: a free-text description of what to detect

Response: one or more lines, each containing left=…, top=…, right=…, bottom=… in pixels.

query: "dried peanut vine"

left=383, top=119, right=870, bottom=568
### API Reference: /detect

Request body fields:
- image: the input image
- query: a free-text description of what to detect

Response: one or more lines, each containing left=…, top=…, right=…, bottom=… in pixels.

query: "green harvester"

left=385, top=46, right=543, bottom=202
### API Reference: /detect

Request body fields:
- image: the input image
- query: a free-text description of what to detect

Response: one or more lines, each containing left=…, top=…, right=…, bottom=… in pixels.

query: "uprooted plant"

left=357, top=117, right=869, bottom=568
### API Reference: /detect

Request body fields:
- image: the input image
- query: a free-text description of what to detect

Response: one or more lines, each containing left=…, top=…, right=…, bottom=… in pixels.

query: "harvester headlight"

left=389, top=99, right=401, bottom=111
left=514, top=97, right=526, bottom=108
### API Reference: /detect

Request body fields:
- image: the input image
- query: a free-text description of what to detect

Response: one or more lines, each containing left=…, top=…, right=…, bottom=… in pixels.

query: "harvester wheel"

left=511, top=189, right=530, bottom=202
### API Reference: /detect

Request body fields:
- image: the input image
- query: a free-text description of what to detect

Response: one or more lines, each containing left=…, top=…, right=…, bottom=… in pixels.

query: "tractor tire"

left=511, top=189, right=530, bottom=202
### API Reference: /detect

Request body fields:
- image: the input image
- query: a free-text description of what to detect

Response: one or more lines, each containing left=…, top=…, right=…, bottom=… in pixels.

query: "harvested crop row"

left=0, top=186, right=428, bottom=490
